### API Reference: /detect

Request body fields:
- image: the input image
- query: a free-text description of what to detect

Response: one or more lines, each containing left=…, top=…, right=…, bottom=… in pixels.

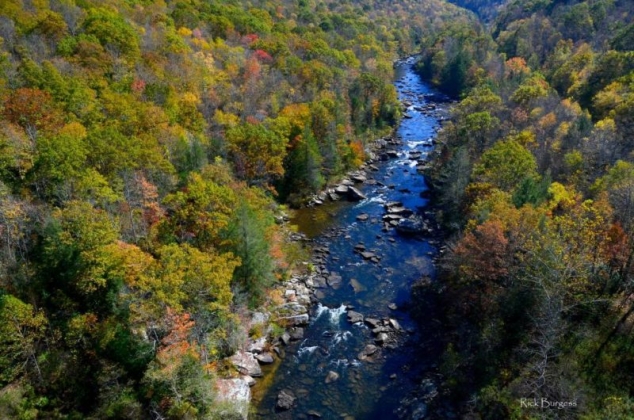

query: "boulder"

left=347, top=310, right=364, bottom=324
left=255, top=352, right=275, bottom=364
left=325, top=370, right=340, bottom=384
left=356, top=213, right=369, bottom=221
left=360, top=251, right=377, bottom=260
left=230, top=351, right=262, bottom=377
left=375, top=332, right=389, bottom=345
left=395, top=217, right=429, bottom=236
left=278, top=314, right=309, bottom=326
left=364, top=318, right=382, bottom=329
left=350, top=173, right=367, bottom=183
left=289, top=327, right=304, bottom=340
left=347, top=187, right=367, bottom=201
left=389, top=319, right=402, bottom=331
left=327, top=272, right=343, bottom=289
left=215, top=378, right=251, bottom=420
left=250, top=312, right=269, bottom=326
left=358, top=344, right=379, bottom=361
left=276, top=389, right=295, bottom=411
left=247, top=337, right=267, bottom=354
left=334, top=185, right=349, bottom=194
left=387, top=206, right=413, bottom=216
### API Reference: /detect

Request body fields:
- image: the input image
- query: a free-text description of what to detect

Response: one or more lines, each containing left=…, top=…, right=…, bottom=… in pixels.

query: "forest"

left=2, top=0, right=634, bottom=418
left=0, top=0, right=475, bottom=418
left=419, top=0, right=634, bottom=418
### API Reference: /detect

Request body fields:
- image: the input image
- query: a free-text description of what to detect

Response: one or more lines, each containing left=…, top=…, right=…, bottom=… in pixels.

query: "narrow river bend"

left=255, top=58, right=449, bottom=420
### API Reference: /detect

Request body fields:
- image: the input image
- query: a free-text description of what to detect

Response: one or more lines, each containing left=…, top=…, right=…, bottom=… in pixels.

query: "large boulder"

left=395, top=217, right=429, bottom=236
left=230, top=351, right=262, bottom=377
left=347, top=310, right=364, bottom=324
left=327, top=272, right=343, bottom=289
left=347, top=187, right=367, bottom=201
left=358, top=344, right=380, bottom=361
left=255, top=352, right=275, bottom=364
left=215, top=378, right=251, bottom=420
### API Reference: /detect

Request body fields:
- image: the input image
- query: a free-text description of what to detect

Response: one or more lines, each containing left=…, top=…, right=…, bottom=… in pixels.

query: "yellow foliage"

left=213, top=109, right=240, bottom=128
left=59, top=122, right=88, bottom=140
left=177, top=27, right=193, bottom=37
left=547, top=182, right=579, bottom=212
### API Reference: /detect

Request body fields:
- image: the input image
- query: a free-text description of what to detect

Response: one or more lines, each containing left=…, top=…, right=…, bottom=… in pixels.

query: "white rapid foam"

left=297, top=344, right=319, bottom=358
left=313, top=303, right=347, bottom=326
left=331, top=331, right=353, bottom=347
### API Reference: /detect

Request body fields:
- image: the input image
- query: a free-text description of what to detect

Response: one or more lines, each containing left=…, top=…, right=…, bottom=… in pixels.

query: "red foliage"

left=254, top=49, right=273, bottom=63
left=2, top=88, right=64, bottom=138
left=242, top=33, right=259, bottom=45
left=131, top=78, right=146, bottom=94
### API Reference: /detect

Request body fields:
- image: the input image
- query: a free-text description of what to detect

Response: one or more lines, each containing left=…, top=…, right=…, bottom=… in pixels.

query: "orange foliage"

left=350, top=140, right=365, bottom=167
left=454, top=219, right=510, bottom=283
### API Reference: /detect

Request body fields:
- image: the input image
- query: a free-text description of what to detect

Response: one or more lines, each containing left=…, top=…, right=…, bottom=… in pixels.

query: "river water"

left=254, top=58, right=447, bottom=420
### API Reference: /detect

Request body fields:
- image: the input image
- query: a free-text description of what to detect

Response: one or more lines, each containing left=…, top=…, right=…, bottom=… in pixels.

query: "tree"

left=224, top=199, right=274, bottom=307
left=473, top=139, right=538, bottom=192
left=161, top=171, right=236, bottom=250
left=0, top=294, right=48, bottom=384
left=2, top=88, right=64, bottom=142
left=225, top=122, right=286, bottom=186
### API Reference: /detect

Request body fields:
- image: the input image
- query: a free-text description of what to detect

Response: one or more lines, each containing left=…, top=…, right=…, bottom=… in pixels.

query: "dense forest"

left=3, top=0, right=634, bottom=418
left=418, top=0, right=634, bottom=418
left=0, top=0, right=478, bottom=418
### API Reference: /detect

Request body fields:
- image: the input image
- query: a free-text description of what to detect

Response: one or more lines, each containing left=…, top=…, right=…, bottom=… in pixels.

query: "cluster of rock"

left=307, top=136, right=406, bottom=207
left=345, top=308, right=407, bottom=352
left=216, top=271, right=318, bottom=419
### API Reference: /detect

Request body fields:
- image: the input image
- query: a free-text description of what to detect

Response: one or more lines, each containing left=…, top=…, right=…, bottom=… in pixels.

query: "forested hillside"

left=0, top=0, right=478, bottom=418
left=420, top=0, right=634, bottom=417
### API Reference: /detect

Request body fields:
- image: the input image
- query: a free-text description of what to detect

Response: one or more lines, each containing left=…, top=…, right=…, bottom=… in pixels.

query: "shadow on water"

left=255, top=58, right=448, bottom=420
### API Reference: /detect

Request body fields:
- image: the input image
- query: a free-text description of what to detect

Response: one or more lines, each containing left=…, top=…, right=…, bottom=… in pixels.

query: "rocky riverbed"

left=217, top=57, right=454, bottom=420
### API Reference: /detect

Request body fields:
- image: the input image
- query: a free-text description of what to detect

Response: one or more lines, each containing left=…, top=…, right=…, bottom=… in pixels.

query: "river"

left=254, top=57, right=449, bottom=420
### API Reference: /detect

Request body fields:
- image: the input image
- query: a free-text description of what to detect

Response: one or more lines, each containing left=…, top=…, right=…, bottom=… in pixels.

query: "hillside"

left=419, top=0, right=634, bottom=417
left=0, top=0, right=476, bottom=418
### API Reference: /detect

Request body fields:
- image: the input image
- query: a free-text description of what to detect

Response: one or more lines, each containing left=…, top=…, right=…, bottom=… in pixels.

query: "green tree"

left=473, top=140, right=538, bottom=192
left=224, top=200, right=274, bottom=307
left=0, top=294, right=48, bottom=384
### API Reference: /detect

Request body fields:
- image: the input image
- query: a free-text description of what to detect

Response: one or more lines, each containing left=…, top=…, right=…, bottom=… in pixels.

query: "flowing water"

left=255, top=58, right=448, bottom=420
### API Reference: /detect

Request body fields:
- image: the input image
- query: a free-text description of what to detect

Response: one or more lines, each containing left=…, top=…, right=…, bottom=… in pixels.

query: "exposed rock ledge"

left=215, top=378, right=251, bottom=420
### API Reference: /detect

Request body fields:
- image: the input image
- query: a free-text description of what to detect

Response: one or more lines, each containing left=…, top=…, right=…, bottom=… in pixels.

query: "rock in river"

left=358, top=344, right=379, bottom=361
left=327, top=272, right=343, bottom=289
left=347, top=310, right=364, bottom=324
left=276, top=389, right=295, bottom=411
left=255, top=352, right=275, bottom=364
left=395, top=217, right=429, bottom=235
left=375, top=332, right=389, bottom=345
left=347, top=186, right=367, bottom=201
left=356, top=213, right=369, bottom=221
left=325, top=370, right=340, bottom=384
